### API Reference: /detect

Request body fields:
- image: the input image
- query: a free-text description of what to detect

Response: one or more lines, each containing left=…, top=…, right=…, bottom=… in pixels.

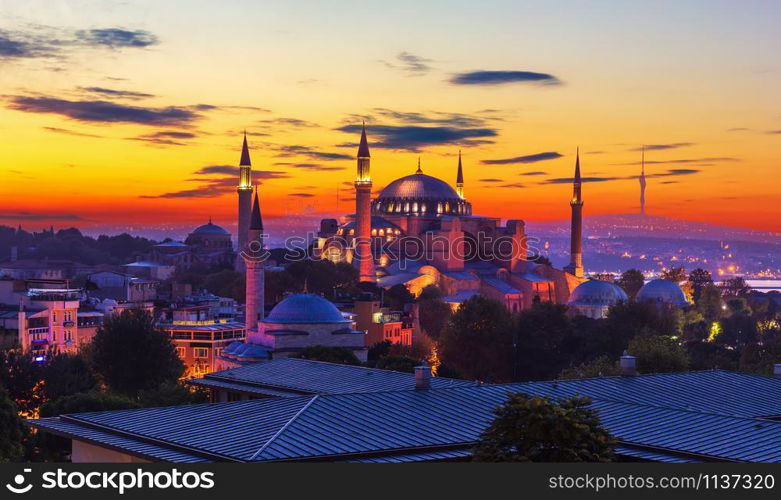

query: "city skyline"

left=1, top=1, right=780, bottom=234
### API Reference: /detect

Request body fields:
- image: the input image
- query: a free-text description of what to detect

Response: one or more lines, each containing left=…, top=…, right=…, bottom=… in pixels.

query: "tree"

left=0, top=349, right=42, bottom=416
left=383, top=284, right=414, bottom=310
left=42, top=353, right=97, bottom=402
left=90, top=309, right=184, bottom=395
left=720, top=277, right=751, bottom=298
left=687, top=268, right=713, bottom=304
left=0, top=387, right=24, bottom=462
left=557, top=356, right=619, bottom=380
left=616, top=269, right=644, bottom=300
left=418, top=285, right=452, bottom=341
left=628, top=334, right=689, bottom=373
left=514, top=302, right=576, bottom=381
left=438, top=296, right=513, bottom=382
left=291, top=345, right=361, bottom=365
left=661, top=266, right=687, bottom=283
left=591, top=273, right=615, bottom=283
left=374, top=355, right=420, bottom=373
left=697, top=283, right=723, bottom=322
left=739, top=335, right=781, bottom=375
left=473, top=394, right=614, bottom=462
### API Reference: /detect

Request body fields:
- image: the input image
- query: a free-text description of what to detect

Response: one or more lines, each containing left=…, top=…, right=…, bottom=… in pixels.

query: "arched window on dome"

left=412, top=202, right=418, bottom=213
left=421, top=203, right=427, bottom=213
left=444, top=202, right=450, bottom=213
left=437, top=202, right=442, bottom=214
left=378, top=229, right=384, bottom=236
left=371, top=229, right=377, bottom=236
left=404, top=202, right=410, bottom=212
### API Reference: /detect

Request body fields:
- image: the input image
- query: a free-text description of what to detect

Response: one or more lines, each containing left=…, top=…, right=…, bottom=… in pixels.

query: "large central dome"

left=373, top=172, right=471, bottom=217
left=378, top=173, right=460, bottom=200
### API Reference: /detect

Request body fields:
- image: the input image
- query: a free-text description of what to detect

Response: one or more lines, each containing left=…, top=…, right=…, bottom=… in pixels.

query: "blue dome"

left=636, top=279, right=690, bottom=306
left=264, top=293, right=349, bottom=324
left=191, top=221, right=229, bottom=235
left=568, top=280, right=628, bottom=306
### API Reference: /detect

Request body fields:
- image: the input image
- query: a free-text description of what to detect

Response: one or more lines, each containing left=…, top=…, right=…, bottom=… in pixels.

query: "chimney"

left=415, top=365, right=431, bottom=390
left=774, top=364, right=781, bottom=379
left=620, top=352, right=637, bottom=377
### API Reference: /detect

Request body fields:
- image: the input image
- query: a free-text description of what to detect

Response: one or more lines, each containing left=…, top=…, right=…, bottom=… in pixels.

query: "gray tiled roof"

left=27, top=370, right=781, bottom=463
left=188, top=357, right=474, bottom=397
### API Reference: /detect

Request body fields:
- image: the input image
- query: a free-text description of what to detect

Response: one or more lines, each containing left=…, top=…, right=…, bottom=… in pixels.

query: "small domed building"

left=150, top=220, right=235, bottom=269
left=567, top=280, right=628, bottom=319
left=217, top=293, right=366, bottom=369
left=636, top=279, right=690, bottom=307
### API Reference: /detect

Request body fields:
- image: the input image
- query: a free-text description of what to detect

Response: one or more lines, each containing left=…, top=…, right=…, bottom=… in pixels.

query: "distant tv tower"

left=639, top=145, right=647, bottom=215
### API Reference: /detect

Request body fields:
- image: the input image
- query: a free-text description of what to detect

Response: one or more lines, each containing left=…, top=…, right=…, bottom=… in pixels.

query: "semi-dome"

left=636, top=279, right=690, bottom=306
left=264, top=293, right=349, bottom=324
left=373, top=172, right=471, bottom=217
left=191, top=221, right=230, bottom=235
left=568, top=280, right=628, bottom=306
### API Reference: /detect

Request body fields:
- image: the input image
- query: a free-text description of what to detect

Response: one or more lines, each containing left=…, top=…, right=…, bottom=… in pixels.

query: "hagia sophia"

left=163, top=127, right=689, bottom=368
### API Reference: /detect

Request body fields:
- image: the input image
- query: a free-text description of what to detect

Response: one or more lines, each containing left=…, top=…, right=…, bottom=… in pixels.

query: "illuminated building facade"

left=315, top=129, right=586, bottom=310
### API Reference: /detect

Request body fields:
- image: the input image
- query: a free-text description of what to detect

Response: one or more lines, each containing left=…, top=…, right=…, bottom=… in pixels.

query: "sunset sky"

left=1, top=0, right=780, bottom=237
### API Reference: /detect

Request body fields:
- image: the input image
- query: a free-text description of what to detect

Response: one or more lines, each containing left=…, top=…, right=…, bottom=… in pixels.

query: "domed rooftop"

left=377, top=173, right=460, bottom=200
left=191, top=221, right=230, bottom=236
left=568, top=280, right=628, bottom=306
left=264, top=293, right=349, bottom=324
left=373, top=170, right=471, bottom=217
left=636, top=279, right=690, bottom=306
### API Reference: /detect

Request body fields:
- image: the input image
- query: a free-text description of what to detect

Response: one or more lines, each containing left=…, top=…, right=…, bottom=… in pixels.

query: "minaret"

left=236, top=131, right=253, bottom=270
left=244, top=189, right=265, bottom=329
left=354, top=123, right=375, bottom=282
left=639, top=145, right=647, bottom=215
left=456, top=150, right=465, bottom=199
left=564, top=148, right=584, bottom=278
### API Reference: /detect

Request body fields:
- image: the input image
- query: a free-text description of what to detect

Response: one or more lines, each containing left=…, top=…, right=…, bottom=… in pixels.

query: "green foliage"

left=515, top=302, right=577, bottom=381
left=285, top=259, right=359, bottom=297
left=661, top=266, right=687, bottom=283
left=628, top=334, right=689, bottom=373
left=720, top=277, right=751, bottom=298
left=138, top=382, right=209, bottom=408
left=383, top=284, right=415, bottom=310
left=686, top=341, right=739, bottom=371
left=557, top=356, right=620, bottom=380
left=616, top=269, right=645, bottom=300
left=202, top=269, right=245, bottom=302
left=697, top=283, right=723, bottom=322
left=291, top=346, right=361, bottom=366
left=0, top=387, right=24, bottom=462
left=42, top=353, right=97, bottom=402
left=90, top=309, right=184, bottom=395
left=439, top=296, right=513, bottom=382
left=39, top=391, right=139, bottom=417
left=0, top=349, right=42, bottom=416
left=473, top=394, right=615, bottom=462
left=688, top=268, right=713, bottom=303
left=418, top=285, right=451, bottom=341
left=738, top=335, right=781, bottom=375
left=373, top=356, right=420, bottom=373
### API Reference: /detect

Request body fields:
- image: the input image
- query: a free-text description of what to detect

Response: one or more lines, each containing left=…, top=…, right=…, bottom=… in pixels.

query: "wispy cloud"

left=630, top=143, right=694, bottom=151
left=142, top=166, right=288, bottom=198
left=481, top=152, right=562, bottom=165
left=450, top=70, right=561, bottom=86
left=129, top=130, right=198, bottom=146
left=0, top=212, right=84, bottom=221
left=42, top=126, right=101, bottom=138
left=78, top=86, right=154, bottom=100
left=7, top=95, right=207, bottom=126
left=541, top=168, right=701, bottom=185
left=369, top=108, right=492, bottom=128
left=0, top=26, right=158, bottom=61
left=380, top=51, right=433, bottom=76
left=273, top=144, right=352, bottom=160
left=337, top=124, right=497, bottom=151
left=518, top=171, right=548, bottom=176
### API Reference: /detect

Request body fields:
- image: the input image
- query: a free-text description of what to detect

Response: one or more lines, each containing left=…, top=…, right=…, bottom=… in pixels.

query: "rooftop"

left=27, top=370, right=781, bottom=463
left=187, top=357, right=473, bottom=396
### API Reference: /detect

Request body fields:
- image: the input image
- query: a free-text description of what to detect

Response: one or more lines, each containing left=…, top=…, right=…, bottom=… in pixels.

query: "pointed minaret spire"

left=416, top=157, right=423, bottom=174
left=565, top=147, right=584, bottom=278
left=456, top=150, right=465, bottom=199
left=572, top=147, right=582, bottom=203
left=639, top=145, right=647, bottom=215
left=250, top=188, right=263, bottom=232
left=240, top=131, right=252, bottom=166
left=357, top=121, right=370, bottom=159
